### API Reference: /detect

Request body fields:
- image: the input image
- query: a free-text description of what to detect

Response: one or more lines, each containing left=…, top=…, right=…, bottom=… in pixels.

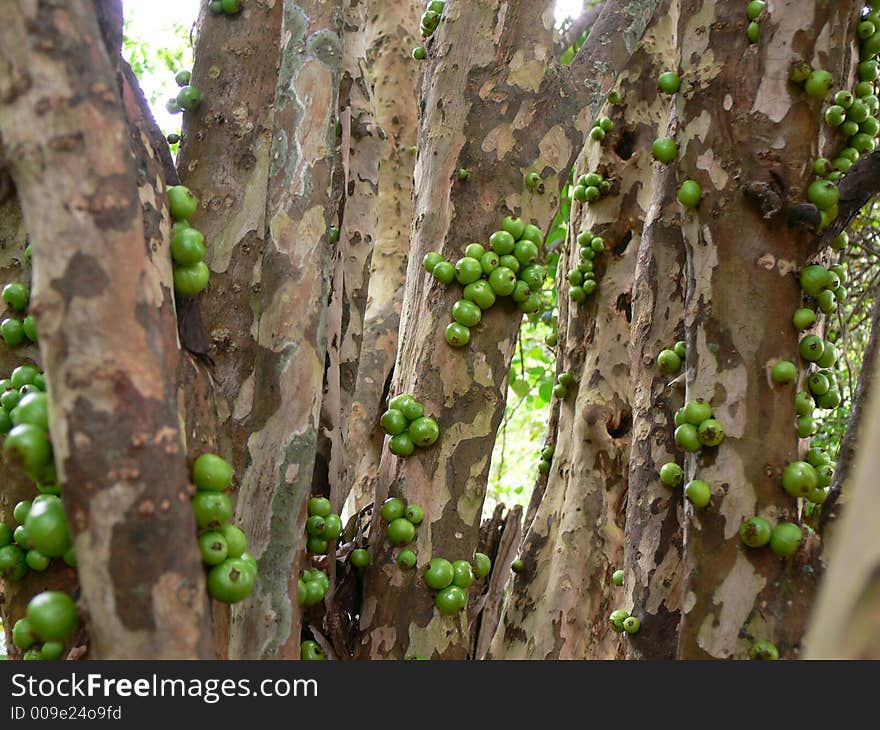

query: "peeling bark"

left=0, top=1, right=211, bottom=658
left=343, top=0, right=421, bottom=514
left=674, top=0, right=856, bottom=659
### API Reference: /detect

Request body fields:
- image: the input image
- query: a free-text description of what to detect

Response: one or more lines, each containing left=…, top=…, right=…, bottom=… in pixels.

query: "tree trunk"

left=0, top=1, right=212, bottom=658
left=674, top=0, right=856, bottom=659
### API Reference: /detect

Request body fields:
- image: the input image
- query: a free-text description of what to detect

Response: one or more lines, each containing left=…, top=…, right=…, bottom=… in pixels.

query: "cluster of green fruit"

left=379, top=497, right=424, bottom=559
left=379, top=393, right=439, bottom=457
left=1, top=280, right=37, bottom=348
left=537, top=444, right=554, bottom=475
left=422, top=553, right=491, bottom=616
left=298, top=568, right=329, bottom=608
left=0, top=494, right=74, bottom=583
left=566, top=230, right=605, bottom=302
left=208, top=0, right=242, bottom=15
left=658, top=462, right=712, bottom=509
left=304, top=496, right=343, bottom=554
left=572, top=171, right=611, bottom=205
left=608, top=609, right=640, bottom=635
left=11, top=591, right=78, bottom=660
left=745, top=0, right=765, bottom=43
left=653, top=73, right=703, bottom=206
left=423, top=216, right=547, bottom=348
left=2, top=364, right=57, bottom=488
left=191, top=454, right=257, bottom=603
left=656, top=340, right=686, bottom=376
left=411, top=0, right=446, bottom=58
left=166, top=69, right=202, bottom=115
left=552, top=370, right=575, bottom=400
left=168, top=185, right=211, bottom=296
left=588, top=116, right=615, bottom=143
left=739, top=515, right=803, bottom=558
left=672, top=399, right=725, bottom=453
left=781, top=447, right=835, bottom=507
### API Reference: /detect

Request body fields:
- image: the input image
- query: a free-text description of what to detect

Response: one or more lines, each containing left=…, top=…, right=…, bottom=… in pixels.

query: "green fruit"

left=423, top=557, right=454, bottom=590
left=659, top=462, right=684, bottom=488
left=2, top=282, right=29, bottom=312
left=40, top=641, right=65, bottom=660
left=176, top=85, right=202, bottom=111
left=829, top=232, right=849, bottom=251
left=499, top=255, right=520, bottom=274
left=473, top=552, right=491, bottom=578
left=568, top=286, right=585, bottom=302
left=192, top=492, right=232, bottom=529
left=800, top=265, right=831, bottom=296
left=782, top=461, right=818, bottom=497
left=173, top=261, right=210, bottom=296
left=27, top=591, right=78, bottom=642
left=489, top=230, right=516, bottom=256
left=300, top=640, right=325, bottom=660
left=322, top=514, right=342, bottom=541
left=651, top=137, right=678, bottom=164
left=537, top=458, right=551, bottom=475
left=859, top=59, right=879, bottom=82
left=769, top=522, right=802, bottom=557
left=387, top=517, right=416, bottom=546
left=454, top=257, right=483, bottom=285
left=770, top=360, right=797, bottom=384
left=13, top=499, right=32, bottom=524
left=657, top=349, right=681, bottom=375
left=307, top=496, right=332, bottom=517
left=514, top=239, right=539, bottom=266
left=405, top=503, right=424, bottom=525
left=192, top=453, right=233, bottom=491
left=807, top=180, right=839, bottom=211
left=674, top=341, right=686, bottom=359
left=525, top=172, right=542, bottom=189
left=306, top=535, right=328, bottom=554
left=380, top=408, right=408, bottom=436
left=488, top=266, right=517, bottom=296
left=739, top=516, right=772, bottom=548
left=815, top=387, right=841, bottom=409
left=463, top=279, right=497, bottom=309
left=806, top=447, right=831, bottom=467
left=32, top=374, right=46, bottom=391
left=520, top=224, right=543, bottom=245
left=389, top=432, right=415, bottom=456
left=685, top=479, right=711, bottom=508
left=808, top=486, right=829, bottom=505
left=14, top=525, right=31, bottom=549
left=480, top=251, right=499, bottom=274
left=12, top=618, right=36, bottom=650
left=808, top=372, right=830, bottom=396
left=432, top=261, right=455, bottom=285
left=445, top=322, right=471, bottom=347
left=746, top=22, right=760, bottom=43
left=221, top=0, right=242, bottom=13
left=623, top=615, right=641, bottom=634
left=677, top=180, right=701, bottom=208
left=804, top=69, right=832, bottom=99
left=815, top=461, right=834, bottom=488
left=675, top=424, right=701, bottom=453
left=207, top=558, right=256, bottom=603
left=171, top=226, right=207, bottom=265
left=848, top=99, right=870, bottom=123
left=168, top=185, right=199, bottom=221
left=749, top=640, right=779, bottom=660
left=350, top=548, right=371, bottom=568
left=797, top=416, right=816, bottom=438
left=590, top=126, right=606, bottom=142
left=398, top=549, right=417, bottom=569
left=609, top=609, right=629, bottom=632
left=683, top=399, right=713, bottom=426
left=306, top=515, right=327, bottom=537
left=0, top=522, right=11, bottom=547
left=552, top=384, right=568, bottom=399
left=199, top=531, right=228, bottom=566
left=452, top=299, right=481, bottom=327
left=502, top=217, right=526, bottom=240
left=816, top=289, right=836, bottom=314
left=812, top=157, right=832, bottom=176
left=612, top=569, right=624, bottom=586
left=399, top=398, right=424, bottom=421
left=0, top=544, right=27, bottom=581
left=388, top=393, right=414, bottom=412
left=1, top=318, right=25, bottom=346
left=435, top=585, right=467, bottom=615
left=792, top=308, right=817, bottom=331
left=657, top=71, right=681, bottom=94
left=4, top=423, right=51, bottom=478
left=824, top=105, right=846, bottom=127
left=1, top=388, right=21, bottom=410
left=423, top=252, right=443, bottom=274
left=412, top=46, right=427, bottom=60
left=24, top=496, right=70, bottom=558
left=380, top=497, right=406, bottom=522
left=746, top=0, right=766, bottom=20
left=799, top=335, right=824, bottom=362
left=12, top=392, right=48, bottom=430
left=568, top=269, right=583, bottom=286
left=452, top=559, right=475, bottom=588
left=465, top=243, right=485, bottom=260
left=221, top=524, right=248, bottom=557
left=511, top=280, right=530, bottom=303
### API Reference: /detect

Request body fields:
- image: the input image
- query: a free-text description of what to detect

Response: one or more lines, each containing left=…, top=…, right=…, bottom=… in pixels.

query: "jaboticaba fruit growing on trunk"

left=769, top=522, right=802, bottom=557
left=782, top=461, right=818, bottom=498
left=749, top=640, right=779, bottom=660
left=739, top=516, right=772, bottom=548
left=659, top=462, right=684, bottom=488
left=684, top=479, right=711, bottom=509
left=423, top=558, right=454, bottom=590
left=697, top=418, right=725, bottom=447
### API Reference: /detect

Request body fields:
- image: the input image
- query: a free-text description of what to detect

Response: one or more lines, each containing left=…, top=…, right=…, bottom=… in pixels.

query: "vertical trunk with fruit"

left=672, top=0, right=857, bottom=659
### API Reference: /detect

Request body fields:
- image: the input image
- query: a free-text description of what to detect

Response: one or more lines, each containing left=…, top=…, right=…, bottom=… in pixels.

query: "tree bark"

left=674, top=0, right=857, bottom=659
left=0, top=1, right=211, bottom=658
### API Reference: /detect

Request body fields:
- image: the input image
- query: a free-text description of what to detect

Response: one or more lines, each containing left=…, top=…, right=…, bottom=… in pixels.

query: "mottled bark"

left=674, top=0, right=857, bottom=659
left=0, top=1, right=211, bottom=658
left=492, top=17, right=670, bottom=659
left=343, top=0, right=421, bottom=514
left=357, top=0, right=586, bottom=660
left=805, top=343, right=880, bottom=658
left=229, top=0, right=344, bottom=659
